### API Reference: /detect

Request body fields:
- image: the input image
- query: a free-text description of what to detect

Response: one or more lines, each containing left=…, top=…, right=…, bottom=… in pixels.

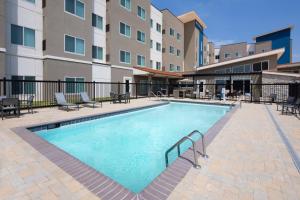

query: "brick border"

left=12, top=102, right=239, bottom=200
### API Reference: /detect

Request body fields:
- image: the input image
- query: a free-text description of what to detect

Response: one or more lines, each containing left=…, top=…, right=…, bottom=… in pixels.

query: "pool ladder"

left=165, top=130, right=208, bottom=169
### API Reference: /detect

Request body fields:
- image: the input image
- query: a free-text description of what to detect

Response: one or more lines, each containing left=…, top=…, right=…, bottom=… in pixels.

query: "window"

left=92, top=46, right=103, bottom=60
left=137, top=31, right=145, bottom=43
left=120, top=0, right=131, bottom=10
left=262, top=61, right=269, bottom=70
left=224, top=53, right=231, bottom=59
left=150, top=40, right=153, bottom=48
left=11, top=24, right=35, bottom=48
left=137, top=55, right=145, bottom=66
left=156, top=42, right=161, bottom=52
left=150, top=19, right=153, bottom=28
left=65, top=35, right=85, bottom=55
left=235, top=52, right=241, bottom=57
left=92, top=13, right=103, bottom=30
left=156, top=23, right=161, bottom=33
left=150, top=60, right=153, bottom=67
left=169, top=28, right=175, bottom=36
left=177, top=49, right=181, bottom=56
left=120, top=22, right=131, bottom=37
left=233, top=66, right=244, bottom=73
left=11, top=76, right=36, bottom=95
left=156, top=62, right=161, bottom=70
left=176, top=66, right=181, bottom=71
left=65, top=77, right=85, bottom=94
left=249, top=51, right=254, bottom=55
left=169, top=64, right=175, bottom=71
left=25, top=0, right=35, bottom=4
left=65, top=0, right=85, bottom=19
left=177, top=33, right=181, bottom=40
left=253, top=62, right=262, bottom=72
left=215, top=55, right=220, bottom=60
left=169, top=46, right=175, bottom=54
left=120, top=50, right=131, bottom=64
left=244, top=64, right=252, bottom=72
left=137, top=6, right=146, bottom=20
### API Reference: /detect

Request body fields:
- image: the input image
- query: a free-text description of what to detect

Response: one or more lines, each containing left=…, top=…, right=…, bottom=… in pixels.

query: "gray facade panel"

left=111, top=67, right=133, bottom=83
left=106, top=0, right=151, bottom=67
left=0, top=0, right=5, bottom=48
left=0, top=53, right=5, bottom=78
left=183, top=21, right=197, bottom=71
left=43, top=59, right=92, bottom=81
left=43, top=0, right=93, bottom=61
left=161, top=9, right=184, bottom=72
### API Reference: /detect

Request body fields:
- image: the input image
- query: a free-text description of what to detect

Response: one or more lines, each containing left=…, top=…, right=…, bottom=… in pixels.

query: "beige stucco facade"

left=182, top=21, right=198, bottom=71
left=43, top=0, right=93, bottom=62
left=255, top=41, right=272, bottom=54
left=106, top=0, right=151, bottom=68
left=161, top=9, right=184, bottom=72
left=0, top=0, right=5, bottom=78
left=43, top=59, right=92, bottom=81
left=219, top=42, right=248, bottom=62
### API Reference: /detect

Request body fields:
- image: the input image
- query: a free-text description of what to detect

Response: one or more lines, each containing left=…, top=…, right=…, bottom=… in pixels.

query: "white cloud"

left=210, top=39, right=236, bottom=47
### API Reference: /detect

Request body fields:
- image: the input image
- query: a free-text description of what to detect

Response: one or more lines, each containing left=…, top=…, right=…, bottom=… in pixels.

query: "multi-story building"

left=150, top=5, right=162, bottom=71
left=106, top=0, right=151, bottom=84
left=161, top=9, right=184, bottom=72
left=178, top=11, right=207, bottom=71
left=0, top=0, right=5, bottom=77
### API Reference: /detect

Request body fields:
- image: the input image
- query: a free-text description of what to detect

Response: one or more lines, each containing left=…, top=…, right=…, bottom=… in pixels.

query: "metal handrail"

left=188, top=130, right=208, bottom=158
left=149, top=91, right=158, bottom=99
left=165, top=130, right=208, bottom=169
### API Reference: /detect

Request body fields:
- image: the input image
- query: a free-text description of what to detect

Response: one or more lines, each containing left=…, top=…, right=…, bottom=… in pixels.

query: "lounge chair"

left=279, top=96, right=295, bottom=113
left=1, top=98, right=20, bottom=120
left=80, top=92, right=101, bottom=108
left=110, top=92, right=119, bottom=104
left=55, top=93, right=79, bottom=111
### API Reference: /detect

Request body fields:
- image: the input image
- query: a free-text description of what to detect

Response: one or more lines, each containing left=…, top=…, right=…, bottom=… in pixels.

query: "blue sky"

left=151, top=0, right=300, bottom=62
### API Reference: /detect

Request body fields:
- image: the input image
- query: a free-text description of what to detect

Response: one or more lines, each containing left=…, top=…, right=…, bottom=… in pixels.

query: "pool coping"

left=12, top=101, right=239, bottom=200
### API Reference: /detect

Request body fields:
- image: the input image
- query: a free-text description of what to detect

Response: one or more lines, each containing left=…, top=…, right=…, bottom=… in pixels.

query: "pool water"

left=37, top=102, right=229, bottom=193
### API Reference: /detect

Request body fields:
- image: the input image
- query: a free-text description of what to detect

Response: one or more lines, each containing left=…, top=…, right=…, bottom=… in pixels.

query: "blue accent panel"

left=195, top=21, right=204, bottom=66
left=256, top=28, right=291, bottom=64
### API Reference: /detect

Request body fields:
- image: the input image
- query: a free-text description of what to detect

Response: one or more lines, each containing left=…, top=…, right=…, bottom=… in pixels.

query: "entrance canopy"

left=133, top=66, right=182, bottom=79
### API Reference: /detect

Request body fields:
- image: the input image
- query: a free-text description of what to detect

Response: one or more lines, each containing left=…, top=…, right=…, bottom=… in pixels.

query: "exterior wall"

left=5, top=0, right=43, bottom=79
left=0, top=0, right=4, bottom=77
left=219, top=42, right=248, bottom=62
left=161, top=9, right=184, bottom=72
left=183, top=21, right=196, bottom=71
left=43, top=0, right=93, bottom=62
left=111, top=66, right=133, bottom=94
left=255, top=28, right=292, bottom=64
left=263, top=73, right=300, bottom=83
left=208, top=42, right=215, bottom=64
left=106, top=0, right=151, bottom=67
left=0, top=0, right=5, bottom=49
left=255, top=41, right=272, bottom=54
left=43, top=59, right=92, bottom=81
left=0, top=53, right=5, bottom=78
left=203, top=35, right=209, bottom=65
left=93, top=63, right=111, bottom=98
left=199, top=54, right=278, bottom=74
left=150, top=5, right=162, bottom=70
left=93, top=0, right=106, bottom=63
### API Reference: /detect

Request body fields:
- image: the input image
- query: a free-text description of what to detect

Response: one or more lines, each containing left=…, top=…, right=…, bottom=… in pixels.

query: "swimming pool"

left=36, top=102, right=229, bottom=193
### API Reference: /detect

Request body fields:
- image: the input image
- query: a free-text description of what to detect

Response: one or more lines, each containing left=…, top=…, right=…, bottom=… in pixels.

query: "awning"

left=133, top=66, right=182, bottom=78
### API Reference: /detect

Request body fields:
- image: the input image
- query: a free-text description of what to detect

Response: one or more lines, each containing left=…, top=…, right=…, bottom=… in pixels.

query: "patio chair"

left=282, top=98, right=300, bottom=115
left=80, top=92, right=102, bottom=108
left=21, top=95, right=34, bottom=114
left=110, top=92, right=119, bottom=104
left=1, top=98, right=20, bottom=120
left=55, top=93, right=79, bottom=111
left=279, top=96, right=295, bottom=113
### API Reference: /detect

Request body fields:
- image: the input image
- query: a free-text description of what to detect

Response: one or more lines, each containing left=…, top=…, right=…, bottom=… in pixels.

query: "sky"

left=151, top=0, right=300, bottom=62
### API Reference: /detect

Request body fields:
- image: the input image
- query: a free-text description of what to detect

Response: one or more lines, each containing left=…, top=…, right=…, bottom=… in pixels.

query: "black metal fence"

left=0, top=78, right=299, bottom=109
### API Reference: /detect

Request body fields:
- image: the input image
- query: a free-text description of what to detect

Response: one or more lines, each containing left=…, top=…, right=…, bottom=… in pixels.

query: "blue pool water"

left=37, top=102, right=229, bottom=193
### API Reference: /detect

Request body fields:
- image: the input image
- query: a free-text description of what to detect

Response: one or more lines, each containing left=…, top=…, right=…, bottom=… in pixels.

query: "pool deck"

left=0, top=98, right=299, bottom=200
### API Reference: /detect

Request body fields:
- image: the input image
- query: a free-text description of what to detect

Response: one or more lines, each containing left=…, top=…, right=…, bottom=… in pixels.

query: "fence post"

left=58, top=79, right=61, bottom=93
left=135, top=83, right=138, bottom=99
left=93, top=81, right=96, bottom=100
left=3, top=77, right=6, bottom=96
left=117, top=82, right=120, bottom=95
left=250, top=84, right=253, bottom=102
